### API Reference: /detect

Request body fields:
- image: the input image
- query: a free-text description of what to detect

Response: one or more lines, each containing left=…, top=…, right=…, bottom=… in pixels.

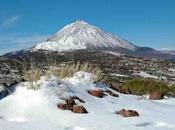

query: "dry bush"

left=24, top=68, right=43, bottom=82
left=23, top=68, right=43, bottom=90
left=47, top=62, right=103, bottom=81
left=23, top=62, right=103, bottom=90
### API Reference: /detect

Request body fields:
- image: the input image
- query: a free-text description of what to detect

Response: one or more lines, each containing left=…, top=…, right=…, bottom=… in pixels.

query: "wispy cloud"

left=0, top=34, right=50, bottom=55
left=2, top=15, right=20, bottom=27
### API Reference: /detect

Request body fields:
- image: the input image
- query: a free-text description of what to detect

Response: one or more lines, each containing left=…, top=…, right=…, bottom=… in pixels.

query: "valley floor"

left=0, top=72, right=175, bottom=130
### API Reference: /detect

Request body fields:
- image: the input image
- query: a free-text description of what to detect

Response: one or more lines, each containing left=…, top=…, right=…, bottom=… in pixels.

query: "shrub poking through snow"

left=24, top=68, right=43, bottom=82
left=116, top=109, right=139, bottom=117
left=23, top=62, right=103, bottom=90
left=23, top=68, right=43, bottom=90
left=57, top=96, right=88, bottom=114
left=47, top=62, right=103, bottom=81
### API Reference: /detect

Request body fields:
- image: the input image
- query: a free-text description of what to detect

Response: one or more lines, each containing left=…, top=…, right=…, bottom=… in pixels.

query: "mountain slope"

left=33, top=20, right=137, bottom=52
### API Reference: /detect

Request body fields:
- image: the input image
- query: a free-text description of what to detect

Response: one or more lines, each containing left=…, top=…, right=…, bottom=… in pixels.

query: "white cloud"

left=0, top=34, right=50, bottom=55
left=2, top=15, right=20, bottom=27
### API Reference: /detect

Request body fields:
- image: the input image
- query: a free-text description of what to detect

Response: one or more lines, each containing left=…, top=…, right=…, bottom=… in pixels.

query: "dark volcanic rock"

left=116, top=109, right=139, bottom=117
left=87, top=90, right=104, bottom=98
left=72, top=105, right=88, bottom=114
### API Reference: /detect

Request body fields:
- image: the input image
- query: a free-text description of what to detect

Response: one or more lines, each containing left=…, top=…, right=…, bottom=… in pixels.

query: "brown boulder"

left=72, top=105, right=88, bottom=114
left=116, top=109, right=139, bottom=117
left=149, top=92, right=164, bottom=100
left=87, top=90, right=103, bottom=98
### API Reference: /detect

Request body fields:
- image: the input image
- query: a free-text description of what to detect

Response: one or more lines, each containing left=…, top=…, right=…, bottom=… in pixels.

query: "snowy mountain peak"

left=34, top=20, right=137, bottom=52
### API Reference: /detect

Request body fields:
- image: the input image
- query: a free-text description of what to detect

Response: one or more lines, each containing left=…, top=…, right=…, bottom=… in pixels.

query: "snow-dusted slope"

left=34, top=20, right=137, bottom=52
left=0, top=72, right=175, bottom=130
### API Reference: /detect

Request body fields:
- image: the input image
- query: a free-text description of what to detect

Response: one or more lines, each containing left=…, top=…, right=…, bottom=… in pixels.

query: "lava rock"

left=116, top=109, right=139, bottom=117
left=87, top=90, right=103, bottom=98
left=72, top=105, right=88, bottom=114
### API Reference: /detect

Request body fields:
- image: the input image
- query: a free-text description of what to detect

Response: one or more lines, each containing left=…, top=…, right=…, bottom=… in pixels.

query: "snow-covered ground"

left=0, top=72, right=175, bottom=130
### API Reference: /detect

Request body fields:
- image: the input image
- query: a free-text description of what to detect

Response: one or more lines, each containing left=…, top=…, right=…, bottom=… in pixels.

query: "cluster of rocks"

left=57, top=88, right=140, bottom=117
left=57, top=96, right=88, bottom=114
left=56, top=80, right=166, bottom=116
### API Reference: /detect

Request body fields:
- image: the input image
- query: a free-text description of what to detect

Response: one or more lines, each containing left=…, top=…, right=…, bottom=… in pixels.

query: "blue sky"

left=0, top=0, right=175, bottom=54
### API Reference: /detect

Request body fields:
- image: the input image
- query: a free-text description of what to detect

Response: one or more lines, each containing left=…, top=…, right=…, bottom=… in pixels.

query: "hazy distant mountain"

left=160, top=50, right=175, bottom=55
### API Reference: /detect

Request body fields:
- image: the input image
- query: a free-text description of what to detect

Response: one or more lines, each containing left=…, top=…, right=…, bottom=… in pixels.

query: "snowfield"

left=0, top=72, right=175, bottom=130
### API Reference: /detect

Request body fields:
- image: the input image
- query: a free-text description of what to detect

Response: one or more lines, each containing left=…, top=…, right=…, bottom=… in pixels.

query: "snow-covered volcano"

left=34, top=20, right=137, bottom=52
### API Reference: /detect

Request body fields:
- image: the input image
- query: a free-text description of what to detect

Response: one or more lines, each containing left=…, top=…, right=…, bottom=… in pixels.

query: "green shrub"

left=170, top=84, right=175, bottom=96
left=123, top=78, right=170, bottom=95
